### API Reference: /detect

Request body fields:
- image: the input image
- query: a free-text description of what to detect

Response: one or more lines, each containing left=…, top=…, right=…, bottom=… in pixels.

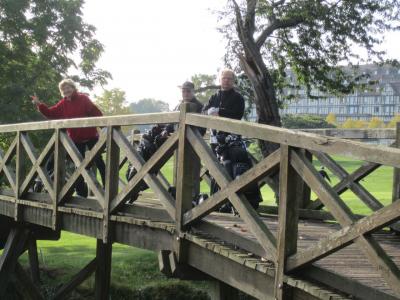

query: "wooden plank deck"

left=134, top=193, right=400, bottom=299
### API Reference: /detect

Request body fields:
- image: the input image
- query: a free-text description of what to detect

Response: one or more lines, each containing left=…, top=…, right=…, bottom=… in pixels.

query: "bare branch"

left=271, top=0, right=286, bottom=7
left=231, top=0, right=245, bottom=41
left=194, top=85, right=220, bottom=93
left=245, top=0, right=257, bottom=35
left=255, top=16, right=305, bottom=49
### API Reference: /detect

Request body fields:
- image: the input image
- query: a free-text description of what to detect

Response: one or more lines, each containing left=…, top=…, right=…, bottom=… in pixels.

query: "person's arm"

left=218, top=94, right=245, bottom=120
left=202, top=94, right=215, bottom=114
left=84, top=96, right=103, bottom=117
left=202, top=94, right=219, bottom=116
left=37, top=100, right=65, bottom=119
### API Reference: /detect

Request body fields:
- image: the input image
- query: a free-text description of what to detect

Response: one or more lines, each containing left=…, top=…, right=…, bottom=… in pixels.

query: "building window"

left=374, top=106, right=380, bottom=113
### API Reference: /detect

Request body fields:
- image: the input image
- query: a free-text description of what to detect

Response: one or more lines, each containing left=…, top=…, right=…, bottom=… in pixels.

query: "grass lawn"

left=15, top=153, right=396, bottom=299
left=18, top=233, right=210, bottom=299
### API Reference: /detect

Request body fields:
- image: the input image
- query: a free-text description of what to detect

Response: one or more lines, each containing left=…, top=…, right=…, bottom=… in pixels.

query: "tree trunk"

left=239, top=53, right=281, bottom=157
left=237, top=54, right=280, bottom=200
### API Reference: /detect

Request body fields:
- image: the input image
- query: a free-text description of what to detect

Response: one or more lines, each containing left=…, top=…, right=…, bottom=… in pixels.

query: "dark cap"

left=180, top=81, right=195, bottom=90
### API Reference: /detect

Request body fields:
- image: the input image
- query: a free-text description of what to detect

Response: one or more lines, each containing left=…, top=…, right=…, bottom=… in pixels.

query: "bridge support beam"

left=28, top=237, right=40, bottom=286
left=0, top=226, right=30, bottom=297
left=210, top=281, right=239, bottom=300
left=94, top=239, right=112, bottom=300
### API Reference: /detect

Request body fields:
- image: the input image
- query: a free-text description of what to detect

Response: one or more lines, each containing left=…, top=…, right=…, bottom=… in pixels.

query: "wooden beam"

left=286, top=197, right=400, bottom=271
left=0, top=227, right=30, bottom=297
left=311, top=152, right=383, bottom=211
left=158, top=250, right=172, bottom=277
left=28, top=238, right=40, bottom=286
left=109, top=131, right=178, bottom=213
left=175, top=103, right=200, bottom=263
left=94, top=240, right=112, bottom=300
left=186, top=242, right=275, bottom=300
left=193, top=220, right=395, bottom=300
left=53, top=129, right=66, bottom=230
left=199, top=167, right=212, bottom=186
left=257, top=205, right=364, bottom=221
left=157, top=171, right=171, bottom=190
left=186, top=127, right=277, bottom=261
left=185, top=113, right=400, bottom=169
left=20, top=133, right=55, bottom=199
left=53, top=258, right=96, bottom=300
left=14, top=262, right=44, bottom=300
left=275, top=146, right=300, bottom=299
left=391, top=123, right=400, bottom=233
left=210, top=281, right=239, bottom=300
left=0, top=137, right=18, bottom=193
left=112, top=129, right=176, bottom=218
left=302, top=128, right=396, bottom=140
left=14, top=131, right=24, bottom=221
left=291, top=151, right=400, bottom=297
left=298, top=150, right=312, bottom=208
left=103, top=126, right=120, bottom=242
left=19, top=133, right=56, bottom=197
left=303, top=266, right=399, bottom=300
left=59, top=132, right=105, bottom=205
left=183, top=149, right=280, bottom=226
left=0, top=112, right=180, bottom=132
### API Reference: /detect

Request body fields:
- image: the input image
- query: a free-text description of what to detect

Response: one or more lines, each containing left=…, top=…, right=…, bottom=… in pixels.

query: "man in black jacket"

left=202, top=69, right=245, bottom=149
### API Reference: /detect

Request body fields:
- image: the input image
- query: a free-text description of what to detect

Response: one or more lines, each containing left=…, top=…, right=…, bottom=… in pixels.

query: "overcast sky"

left=82, top=0, right=400, bottom=109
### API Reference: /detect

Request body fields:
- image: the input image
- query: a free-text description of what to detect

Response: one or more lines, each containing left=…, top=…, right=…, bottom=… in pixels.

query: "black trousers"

left=45, top=138, right=106, bottom=197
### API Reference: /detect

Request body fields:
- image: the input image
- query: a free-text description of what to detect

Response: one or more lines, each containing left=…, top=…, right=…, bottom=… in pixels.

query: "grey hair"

left=58, top=79, right=77, bottom=93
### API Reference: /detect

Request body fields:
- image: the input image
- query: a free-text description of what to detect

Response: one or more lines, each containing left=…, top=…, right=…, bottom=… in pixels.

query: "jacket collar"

left=64, top=91, right=78, bottom=101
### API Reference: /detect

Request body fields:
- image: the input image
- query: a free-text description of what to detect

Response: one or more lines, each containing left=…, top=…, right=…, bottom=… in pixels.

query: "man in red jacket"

left=31, top=79, right=105, bottom=198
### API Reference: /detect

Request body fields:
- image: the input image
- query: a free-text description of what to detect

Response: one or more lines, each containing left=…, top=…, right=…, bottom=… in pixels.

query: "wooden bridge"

left=0, top=103, right=400, bottom=300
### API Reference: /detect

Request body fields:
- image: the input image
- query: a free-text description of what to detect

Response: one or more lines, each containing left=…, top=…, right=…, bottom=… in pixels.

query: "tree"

left=0, top=0, right=111, bottom=127
left=219, top=0, right=400, bottom=156
left=368, top=117, right=384, bottom=128
left=130, top=99, right=170, bottom=114
left=354, top=120, right=368, bottom=129
left=191, top=74, right=218, bottom=104
left=326, top=113, right=337, bottom=126
left=341, top=119, right=357, bottom=129
left=282, top=115, right=335, bottom=129
left=95, top=89, right=130, bottom=116
left=387, top=114, right=400, bottom=128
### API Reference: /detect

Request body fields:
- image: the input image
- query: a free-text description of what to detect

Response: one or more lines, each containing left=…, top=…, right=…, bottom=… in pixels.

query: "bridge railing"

left=0, top=105, right=400, bottom=298
left=182, top=105, right=400, bottom=298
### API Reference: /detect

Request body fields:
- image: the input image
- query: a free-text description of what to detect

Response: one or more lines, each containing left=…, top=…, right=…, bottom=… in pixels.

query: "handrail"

left=185, top=113, right=400, bottom=168
left=302, top=128, right=396, bottom=140
left=0, top=112, right=180, bottom=133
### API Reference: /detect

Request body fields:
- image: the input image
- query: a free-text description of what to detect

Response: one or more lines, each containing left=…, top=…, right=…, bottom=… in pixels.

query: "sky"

left=82, top=0, right=400, bottom=109
left=83, top=0, right=227, bottom=109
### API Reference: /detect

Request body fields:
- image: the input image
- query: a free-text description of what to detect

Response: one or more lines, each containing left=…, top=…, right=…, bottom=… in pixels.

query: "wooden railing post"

left=53, top=129, right=66, bottom=230
left=93, top=126, right=118, bottom=299
left=103, top=126, right=120, bottom=242
left=298, top=150, right=312, bottom=209
left=174, top=102, right=200, bottom=264
left=14, top=131, right=24, bottom=221
left=392, top=122, right=400, bottom=203
left=275, top=145, right=300, bottom=300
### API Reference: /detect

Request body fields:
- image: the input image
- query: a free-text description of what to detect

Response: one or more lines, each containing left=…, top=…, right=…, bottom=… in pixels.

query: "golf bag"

left=125, top=124, right=175, bottom=203
left=211, top=132, right=262, bottom=214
